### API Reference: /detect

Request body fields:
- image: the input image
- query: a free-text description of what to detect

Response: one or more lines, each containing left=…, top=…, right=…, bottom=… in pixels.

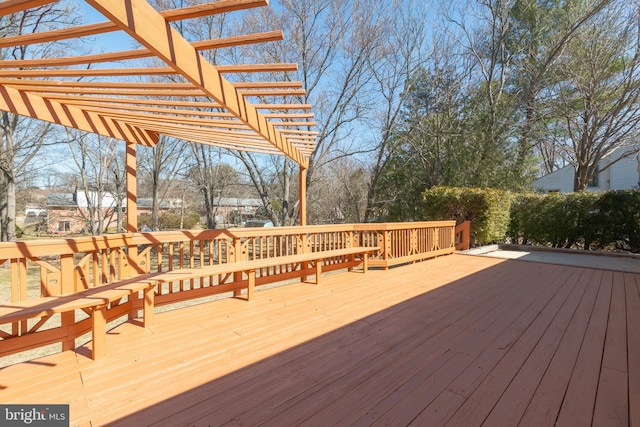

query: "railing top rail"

left=353, top=220, right=456, bottom=231
left=0, top=234, right=133, bottom=259
left=0, top=221, right=458, bottom=260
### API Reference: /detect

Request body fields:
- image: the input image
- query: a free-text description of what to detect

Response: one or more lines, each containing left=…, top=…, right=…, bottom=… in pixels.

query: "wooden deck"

left=1, top=254, right=638, bottom=426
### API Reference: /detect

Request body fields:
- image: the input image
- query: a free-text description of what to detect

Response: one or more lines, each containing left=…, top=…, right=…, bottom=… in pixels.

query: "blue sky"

left=74, top=0, right=140, bottom=54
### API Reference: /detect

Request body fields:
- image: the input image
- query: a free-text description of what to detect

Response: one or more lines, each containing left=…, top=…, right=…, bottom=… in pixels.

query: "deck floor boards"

left=1, top=254, right=638, bottom=427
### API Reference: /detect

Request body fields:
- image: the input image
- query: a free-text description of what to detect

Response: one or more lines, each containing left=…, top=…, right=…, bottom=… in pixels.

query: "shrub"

left=510, top=192, right=599, bottom=248
left=137, top=211, right=201, bottom=231
left=509, top=190, right=639, bottom=252
left=423, top=187, right=513, bottom=246
left=592, top=191, right=640, bottom=252
left=424, top=187, right=640, bottom=253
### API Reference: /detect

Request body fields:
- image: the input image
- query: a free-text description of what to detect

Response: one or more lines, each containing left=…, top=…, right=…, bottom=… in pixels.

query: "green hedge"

left=508, top=192, right=600, bottom=248
left=423, top=187, right=640, bottom=252
left=422, top=187, right=514, bottom=246
left=594, top=191, right=640, bottom=252
left=138, top=212, right=200, bottom=231
left=510, top=191, right=640, bottom=252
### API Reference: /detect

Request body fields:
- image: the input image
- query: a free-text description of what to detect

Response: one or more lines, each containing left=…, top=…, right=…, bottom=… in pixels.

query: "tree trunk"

left=1, top=128, right=17, bottom=241
left=151, top=150, right=161, bottom=230
left=573, top=165, right=588, bottom=192
left=5, top=172, right=16, bottom=241
left=282, top=160, right=291, bottom=226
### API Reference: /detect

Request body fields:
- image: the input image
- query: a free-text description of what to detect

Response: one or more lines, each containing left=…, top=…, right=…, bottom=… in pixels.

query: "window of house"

left=58, top=221, right=70, bottom=232
left=587, top=168, right=599, bottom=187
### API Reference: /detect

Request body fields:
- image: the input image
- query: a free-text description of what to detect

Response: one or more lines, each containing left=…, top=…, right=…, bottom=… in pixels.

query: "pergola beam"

left=0, top=0, right=56, bottom=15
left=86, top=0, right=308, bottom=167
left=39, top=95, right=223, bottom=109
left=256, top=104, right=313, bottom=110
left=0, top=0, right=269, bottom=47
left=0, top=84, right=158, bottom=145
left=0, top=31, right=285, bottom=68
left=0, top=79, right=303, bottom=90
left=46, top=98, right=235, bottom=117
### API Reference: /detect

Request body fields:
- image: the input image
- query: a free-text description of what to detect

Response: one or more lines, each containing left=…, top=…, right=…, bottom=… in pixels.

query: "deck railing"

left=0, top=221, right=456, bottom=307
left=0, top=221, right=457, bottom=360
left=354, top=221, right=457, bottom=269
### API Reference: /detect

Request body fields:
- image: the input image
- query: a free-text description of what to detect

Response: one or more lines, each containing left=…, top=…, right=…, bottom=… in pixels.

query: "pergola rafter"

left=0, top=0, right=317, bottom=226
left=0, top=31, right=286, bottom=67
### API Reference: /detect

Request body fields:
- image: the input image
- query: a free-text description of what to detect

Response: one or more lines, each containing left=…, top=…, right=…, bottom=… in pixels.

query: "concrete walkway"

left=463, top=245, right=640, bottom=273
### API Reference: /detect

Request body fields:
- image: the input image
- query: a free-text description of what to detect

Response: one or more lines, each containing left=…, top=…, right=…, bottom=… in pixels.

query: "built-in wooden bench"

left=0, top=277, right=154, bottom=360
left=0, top=246, right=376, bottom=361
left=149, top=246, right=378, bottom=301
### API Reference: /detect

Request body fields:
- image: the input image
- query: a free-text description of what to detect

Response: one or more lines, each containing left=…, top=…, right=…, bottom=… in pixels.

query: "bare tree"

left=508, top=0, right=611, bottom=171
left=138, top=136, right=188, bottom=230
left=233, top=0, right=387, bottom=224
left=188, top=145, right=239, bottom=229
left=67, top=132, right=120, bottom=235
left=363, top=0, right=429, bottom=221
left=329, top=157, right=369, bottom=223
left=0, top=2, right=80, bottom=240
left=445, top=0, right=514, bottom=148
left=443, top=0, right=612, bottom=188
left=0, top=117, right=53, bottom=240
left=234, top=152, right=285, bottom=225
left=550, top=2, right=640, bottom=191
left=107, top=149, right=127, bottom=233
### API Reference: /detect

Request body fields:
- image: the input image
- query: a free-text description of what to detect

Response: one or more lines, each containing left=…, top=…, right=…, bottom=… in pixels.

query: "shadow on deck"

left=1, top=254, right=638, bottom=426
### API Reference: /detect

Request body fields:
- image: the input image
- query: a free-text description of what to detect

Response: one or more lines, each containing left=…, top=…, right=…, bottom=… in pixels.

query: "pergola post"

left=126, top=142, right=138, bottom=233
left=299, top=165, right=307, bottom=226
left=126, top=142, right=142, bottom=277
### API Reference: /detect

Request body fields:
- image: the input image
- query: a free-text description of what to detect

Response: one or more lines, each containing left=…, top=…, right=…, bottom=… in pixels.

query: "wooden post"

left=126, top=142, right=143, bottom=278
left=298, top=169, right=308, bottom=280
left=60, top=254, right=75, bottom=351
left=299, top=166, right=307, bottom=226
left=383, top=228, right=390, bottom=271
left=126, top=142, right=138, bottom=233
left=455, top=220, right=471, bottom=251
left=143, top=285, right=154, bottom=327
left=91, top=304, right=107, bottom=360
left=233, top=237, right=244, bottom=298
left=247, top=269, right=255, bottom=301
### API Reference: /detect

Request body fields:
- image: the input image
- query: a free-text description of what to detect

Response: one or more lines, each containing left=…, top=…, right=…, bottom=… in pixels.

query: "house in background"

left=137, top=198, right=176, bottom=216
left=214, top=198, right=263, bottom=226
left=47, top=192, right=82, bottom=233
left=45, top=192, right=265, bottom=233
left=47, top=190, right=121, bottom=234
left=534, top=147, right=640, bottom=193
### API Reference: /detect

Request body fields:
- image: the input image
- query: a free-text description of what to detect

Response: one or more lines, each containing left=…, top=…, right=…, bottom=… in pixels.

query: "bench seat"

left=0, top=278, right=154, bottom=360
left=0, top=246, right=377, bottom=361
left=148, top=246, right=378, bottom=301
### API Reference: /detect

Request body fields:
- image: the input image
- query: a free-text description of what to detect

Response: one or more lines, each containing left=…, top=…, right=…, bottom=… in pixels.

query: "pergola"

left=0, top=0, right=317, bottom=227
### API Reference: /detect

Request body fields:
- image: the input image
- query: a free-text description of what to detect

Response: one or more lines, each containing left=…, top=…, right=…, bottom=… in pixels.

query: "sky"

left=73, top=0, right=140, bottom=56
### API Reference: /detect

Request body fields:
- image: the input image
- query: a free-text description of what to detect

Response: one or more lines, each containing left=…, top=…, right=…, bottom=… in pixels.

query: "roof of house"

left=138, top=198, right=172, bottom=209
left=46, top=193, right=77, bottom=207
left=217, top=198, right=262, bottom=207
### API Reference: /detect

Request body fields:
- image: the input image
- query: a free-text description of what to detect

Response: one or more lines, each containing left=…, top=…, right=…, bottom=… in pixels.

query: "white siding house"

left=534, top=147, right=640, bottom=193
